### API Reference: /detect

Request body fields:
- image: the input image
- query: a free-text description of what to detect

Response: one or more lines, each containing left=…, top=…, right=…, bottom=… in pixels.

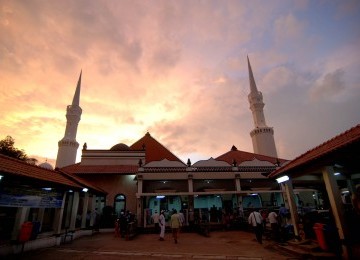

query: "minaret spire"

left=246, top=56, right=278, bottom=158
left=247, top=56, right=258, bottom=93
left=55, top=71, right=83, bottom=168
left=72, top=70, right=82, bottom=106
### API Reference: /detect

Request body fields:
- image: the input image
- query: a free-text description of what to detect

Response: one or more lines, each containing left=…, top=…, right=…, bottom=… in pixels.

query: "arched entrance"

left=114, top=194, right=126, bottom=216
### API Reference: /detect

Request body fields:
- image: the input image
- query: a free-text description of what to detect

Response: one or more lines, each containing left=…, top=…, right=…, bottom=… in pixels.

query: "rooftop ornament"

left=187, top=158, right=191, bottom=167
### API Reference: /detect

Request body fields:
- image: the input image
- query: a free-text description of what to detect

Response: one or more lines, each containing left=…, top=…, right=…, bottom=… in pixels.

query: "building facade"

left=60, top=58, right=293, bottom=228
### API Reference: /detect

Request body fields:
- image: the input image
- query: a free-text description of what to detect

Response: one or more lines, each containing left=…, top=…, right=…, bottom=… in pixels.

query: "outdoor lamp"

left=82, top=188, right=88, bottom=192
left=276, top=175, right=289, bottom=183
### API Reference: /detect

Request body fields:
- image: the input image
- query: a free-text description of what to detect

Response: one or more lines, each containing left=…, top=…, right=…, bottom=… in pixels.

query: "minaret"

left=55, top=71, right=83, bottom=168
left=247, top=56, right=278, bottom=158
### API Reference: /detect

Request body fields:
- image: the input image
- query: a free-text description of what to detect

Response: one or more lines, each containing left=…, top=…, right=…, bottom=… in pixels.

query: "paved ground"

left=6, top=230, right=301, bottom=260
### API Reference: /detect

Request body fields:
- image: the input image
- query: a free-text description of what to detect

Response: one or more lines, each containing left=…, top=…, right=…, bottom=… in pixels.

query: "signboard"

left=0, top=186, right=63, bottom=208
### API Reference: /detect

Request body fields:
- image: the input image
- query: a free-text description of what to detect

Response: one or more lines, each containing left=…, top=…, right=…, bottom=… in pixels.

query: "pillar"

left=11, top=207, right=30, bottom=240
left=322, top=166, right=349, bottom=258
left=69, top=192, right=80, bottom=231
left=81, top=192, right=89, bottom=229
left=284, top=180, right=300, bottom=239
left=64, top=192, right=73, bottom=228
left=89, top=195, right=96, bottom=227
left=188, top=174, right=193, bottom=193
left=53, top=192, right=67, bottom=235
left=37, top=208, right=45, bottom=232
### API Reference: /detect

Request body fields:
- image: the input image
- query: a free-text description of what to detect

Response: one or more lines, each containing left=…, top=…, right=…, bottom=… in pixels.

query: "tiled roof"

left=0, top=154, right=82, bottom=188
left=130, top=132, right=184, bottom=163
left=268, top=124, right=360, bottom=178
left=62, top=163, right=139, bottom=175
left=58, top=170, right=107, bottom=194
left=216, top=146, right=287, bottom=165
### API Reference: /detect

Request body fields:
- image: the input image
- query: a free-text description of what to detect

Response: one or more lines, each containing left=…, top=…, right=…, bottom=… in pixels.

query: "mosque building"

left=59, top=57, right=311, bottom=228
left=1, top=58, right=358, bottom=258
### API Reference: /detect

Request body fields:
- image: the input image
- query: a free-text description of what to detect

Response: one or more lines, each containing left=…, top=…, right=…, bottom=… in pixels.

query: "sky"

left=1, top=0, right=360, bottom=167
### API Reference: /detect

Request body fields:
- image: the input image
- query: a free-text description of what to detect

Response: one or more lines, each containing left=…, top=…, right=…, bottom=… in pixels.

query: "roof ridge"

left=0, top=154, right=55, bottom=173
left=287, top=124, right=360, bottom=164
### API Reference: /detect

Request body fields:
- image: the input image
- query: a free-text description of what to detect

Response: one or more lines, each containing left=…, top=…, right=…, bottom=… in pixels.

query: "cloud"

left=274, top=13, right=306, bottom=45
left=309, top=69, right=346, bottom=101
left=261, top=66, right=297, bottom=93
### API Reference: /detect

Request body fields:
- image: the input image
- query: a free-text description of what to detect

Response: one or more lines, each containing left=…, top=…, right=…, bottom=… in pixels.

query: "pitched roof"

left=0, top=154, right=81, bottom=188
left=62, top=163, right=138, bottom=175
left=58, top=169, right=107, bottom=194
left=268, top=124, right=360, bottom=178
left=130, top=132, right=184, bottom=163
left=216, top=145, right=287, bottom=165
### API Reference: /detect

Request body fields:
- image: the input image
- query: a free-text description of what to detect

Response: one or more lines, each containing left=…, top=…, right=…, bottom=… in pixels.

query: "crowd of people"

left=114, top=205, right=295, bottom=245
left=114, top=210, right=136, bottom=238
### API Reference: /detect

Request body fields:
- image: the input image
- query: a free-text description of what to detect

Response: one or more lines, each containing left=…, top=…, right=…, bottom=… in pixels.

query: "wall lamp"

left=82, top=188, right=89, bottom=192
left=276, top=175, right=289, bottom=183
left=156, top=195, right=165, bottom=199
left=0, top=175, right=3, bottom=180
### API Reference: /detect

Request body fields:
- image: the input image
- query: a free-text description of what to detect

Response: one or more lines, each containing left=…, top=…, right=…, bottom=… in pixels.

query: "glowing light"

left=276, top=175, right=289, bottom=183
left=82, top=188, right=88, bottom=192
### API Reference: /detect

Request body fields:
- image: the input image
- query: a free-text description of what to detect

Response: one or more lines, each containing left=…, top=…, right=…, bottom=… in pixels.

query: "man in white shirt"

left=159, top=210, right=166, bottom=241
left=248, top=209, right=263, bottom=244
left=152, top=210, right=160, bottom=233
left=268, top=209, right=279, bottom=241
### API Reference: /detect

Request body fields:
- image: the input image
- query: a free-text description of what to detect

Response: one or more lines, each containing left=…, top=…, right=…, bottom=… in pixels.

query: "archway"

left=114, top=194, right=126, bottom=216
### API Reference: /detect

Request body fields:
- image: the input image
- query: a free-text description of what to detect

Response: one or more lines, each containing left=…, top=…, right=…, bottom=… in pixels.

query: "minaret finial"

left=72, top=70, right=82, bottom=106
left=247, top=56, right=258, bottom=93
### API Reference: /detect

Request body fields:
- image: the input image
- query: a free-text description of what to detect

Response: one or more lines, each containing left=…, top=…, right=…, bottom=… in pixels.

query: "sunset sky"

left=1, top=0, right=360, bottom=167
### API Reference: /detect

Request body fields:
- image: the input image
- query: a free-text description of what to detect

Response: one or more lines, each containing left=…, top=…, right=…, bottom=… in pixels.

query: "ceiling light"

left=276, top=175, right=289, bottom=183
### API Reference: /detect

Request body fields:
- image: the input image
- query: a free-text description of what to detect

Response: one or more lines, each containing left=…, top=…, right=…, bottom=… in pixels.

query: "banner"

left=0, top=186, right=63, bottom=208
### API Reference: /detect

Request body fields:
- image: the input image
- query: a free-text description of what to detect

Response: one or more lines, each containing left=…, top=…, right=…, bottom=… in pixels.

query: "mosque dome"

left=110, top=143, right=130, bottom=151
left=39, top=162, right=54, bottom=170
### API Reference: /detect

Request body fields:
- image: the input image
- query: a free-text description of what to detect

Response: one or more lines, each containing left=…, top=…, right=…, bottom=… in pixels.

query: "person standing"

left=170, top=209, right=181, bottom=244
left=278, top=204, right=288, bottom=227
left=159, top=210, right=166, bottom=241
left=268, top=209, right=279, bottom=241
left=152, top=210, right=160, bottom=233
left=248, top=209, right=263, bottom=244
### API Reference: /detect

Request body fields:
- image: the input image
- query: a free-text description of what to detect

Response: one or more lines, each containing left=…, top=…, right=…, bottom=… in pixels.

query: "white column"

left=37, top=208, right=45, bottom=232
left=11, top=207, right=30, bottom=240
left=235, top=174, right=241, bottom=192
left=188, top=174, right=193, bottom=193
left=81, top=192, right=89, bottom=229
left=69, top=192, right=80, bottom=231
left=322, top=166, right=349, bottom=258
left=89, top=195, right=96, bottom=227
left=53, top=192, right=67, bottom=235
left=284, top=180, right=299, bottom=238
left=64, top=193, right=73, bottom=228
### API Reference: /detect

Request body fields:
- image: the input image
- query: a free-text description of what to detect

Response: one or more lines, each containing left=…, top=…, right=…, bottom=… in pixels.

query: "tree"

left=0, top=136, right=28, bottom=161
